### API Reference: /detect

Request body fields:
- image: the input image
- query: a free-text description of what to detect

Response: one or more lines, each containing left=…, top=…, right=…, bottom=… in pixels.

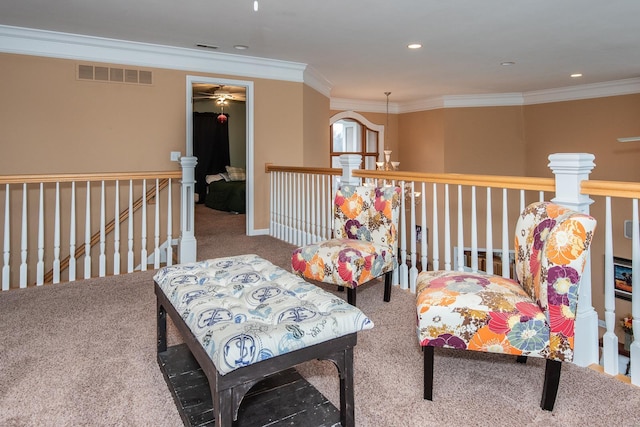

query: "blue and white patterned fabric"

left=153, top=254, right=374, bottom=375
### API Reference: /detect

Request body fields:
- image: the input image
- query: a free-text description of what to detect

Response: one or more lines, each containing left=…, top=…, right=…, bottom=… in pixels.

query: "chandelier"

left=377, top=92, right=399, bottom=171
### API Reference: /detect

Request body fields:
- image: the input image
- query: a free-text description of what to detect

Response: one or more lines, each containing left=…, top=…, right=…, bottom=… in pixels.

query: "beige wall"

left=0, top=53, right=326, bottom=230
left=523, top=94, right=640, bottom=181
left=398, top=109, right=445, bottom=173
left=303, top=85, right=330, bottom=167
left=443, top=106, right=526, bottom=175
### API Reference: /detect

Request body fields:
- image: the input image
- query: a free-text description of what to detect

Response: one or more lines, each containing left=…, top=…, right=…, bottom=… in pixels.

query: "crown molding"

left=334, top=80, right=640, bottom=114
left=0, top=24, right=306, bottom=83
left=303, top=66, right=332, bottom=97
left=3, top=25, right=640, bottom=111
left=330, top=98, right=401, bottom=114
left=523, top=78, right=640, bottom=105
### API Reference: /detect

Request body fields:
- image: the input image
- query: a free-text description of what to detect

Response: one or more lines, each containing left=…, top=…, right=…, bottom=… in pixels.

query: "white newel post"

left=179, top=156, right=198, bottom=263
left=339, top=154, right=362, bottom=185
left=548, top=153, right=597, bottom=367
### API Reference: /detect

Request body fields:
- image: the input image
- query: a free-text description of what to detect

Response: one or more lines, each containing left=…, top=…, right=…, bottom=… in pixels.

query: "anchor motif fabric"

left=291, top=185, right=401, bottom=289
left=154, top=254, right=373, bottom=375
left=416, top=202, right=596, bottom=362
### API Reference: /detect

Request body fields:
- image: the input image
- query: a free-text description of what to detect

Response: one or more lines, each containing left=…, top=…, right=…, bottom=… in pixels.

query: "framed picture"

left=614, top=256, right=633, bottom=300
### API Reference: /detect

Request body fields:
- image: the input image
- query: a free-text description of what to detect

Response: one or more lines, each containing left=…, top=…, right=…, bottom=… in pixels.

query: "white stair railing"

left=0, top=171, right=183, bottom=290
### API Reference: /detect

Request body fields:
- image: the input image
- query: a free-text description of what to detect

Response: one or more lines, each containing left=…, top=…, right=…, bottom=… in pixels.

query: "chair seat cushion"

left=416, top=270, right=551, bottom=358
left=292, top=239, right=396, bottom=289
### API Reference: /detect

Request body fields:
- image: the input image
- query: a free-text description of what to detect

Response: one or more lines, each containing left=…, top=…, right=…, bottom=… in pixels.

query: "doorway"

left=186, top=76, right=255, bottom=235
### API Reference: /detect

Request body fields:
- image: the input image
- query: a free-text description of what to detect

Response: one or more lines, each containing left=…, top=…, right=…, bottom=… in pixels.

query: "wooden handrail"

left=265, top=164, right=342, bottom=175
left=353, top=170, right=556, bottom=192
left=42, top=177, right=173, bottom=284
left=582, top=179, right=640, bottom=199
left=0, top=171, right=181, bottom=185
left=264, top=164, right=556, bottom=192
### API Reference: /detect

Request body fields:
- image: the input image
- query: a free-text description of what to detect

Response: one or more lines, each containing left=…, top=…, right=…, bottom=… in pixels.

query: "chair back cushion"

left=514, top=201, right=596, bottom=359
left=333, top=185, right=401, bottom=251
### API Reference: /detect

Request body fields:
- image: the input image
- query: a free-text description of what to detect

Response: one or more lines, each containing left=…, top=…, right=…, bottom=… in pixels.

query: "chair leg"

left=516, top=355, right=528, bottom=364
left=383, top=271, right=392, bottom=302
left=347, top=287, right=356, bottom=306
left=541, top=359, right=562, bottom=411
left=424, top=346, right=434, bottom=401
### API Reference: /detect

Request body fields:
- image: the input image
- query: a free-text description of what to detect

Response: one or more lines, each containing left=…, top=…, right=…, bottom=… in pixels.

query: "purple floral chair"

left=291, top=185, right=401, bottom=306
left=416, top=201, right=596, bottom=411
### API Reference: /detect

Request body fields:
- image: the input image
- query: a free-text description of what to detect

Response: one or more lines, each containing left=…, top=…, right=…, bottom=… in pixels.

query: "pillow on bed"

left=206, top=173, right=230, bottom=184
left=225, top=166, right=246, bottom=181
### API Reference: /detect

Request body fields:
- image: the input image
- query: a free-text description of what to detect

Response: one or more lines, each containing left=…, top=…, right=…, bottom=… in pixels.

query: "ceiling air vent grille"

left=77, top=64, right=153, bottom=86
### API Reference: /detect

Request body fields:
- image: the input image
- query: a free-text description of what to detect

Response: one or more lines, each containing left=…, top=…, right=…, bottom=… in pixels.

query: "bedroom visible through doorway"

left=186, top=76, right=255, bottom=236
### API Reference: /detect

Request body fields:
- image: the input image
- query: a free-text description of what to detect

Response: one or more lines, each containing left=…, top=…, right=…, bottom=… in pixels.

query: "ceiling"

left=1, top=0, right=639, bottom=104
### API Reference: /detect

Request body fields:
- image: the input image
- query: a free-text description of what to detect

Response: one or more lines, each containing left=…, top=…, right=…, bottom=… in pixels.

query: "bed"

left=205, top=176, right=246, bottom=213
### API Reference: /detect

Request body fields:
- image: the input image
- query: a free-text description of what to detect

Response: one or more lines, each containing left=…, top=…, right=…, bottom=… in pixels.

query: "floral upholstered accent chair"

left=291, top=185, right=401, bottom=306
left=416, top=201, right=596, bottom=411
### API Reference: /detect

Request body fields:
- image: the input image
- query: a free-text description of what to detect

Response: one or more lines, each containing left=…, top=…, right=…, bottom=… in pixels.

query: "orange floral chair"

left=291, top=185, right=401, bottom=306
left=416, top=201, right=596, bottom=411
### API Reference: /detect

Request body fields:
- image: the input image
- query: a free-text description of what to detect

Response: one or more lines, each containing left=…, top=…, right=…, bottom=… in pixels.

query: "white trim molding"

left=0, top=24, right=306, bottom=84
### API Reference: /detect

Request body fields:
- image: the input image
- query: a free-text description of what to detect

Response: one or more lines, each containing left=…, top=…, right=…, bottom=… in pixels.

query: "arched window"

left=329, top=111, right=384, bottom=170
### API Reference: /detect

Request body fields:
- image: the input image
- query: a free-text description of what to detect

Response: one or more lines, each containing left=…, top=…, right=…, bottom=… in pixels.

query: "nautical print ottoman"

left=153, top=254, right=374, bottom=427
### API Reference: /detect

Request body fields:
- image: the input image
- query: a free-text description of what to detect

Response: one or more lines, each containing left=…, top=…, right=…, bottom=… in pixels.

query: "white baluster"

left=409, top=181, right=418, bottom=292
left=399, top=181, right=408, bottom=289
left=444, top=184, right=451, bottom=271
left=284, top=172, right=294, bottom=244
left=485, top=187, right=494, bottom=275
left=501, top=189, right=510, bottom=278
left=113, top=180, right=120, bottom=275
left=431, top=183, right=439, bottom=271
left=141, top=179, right=147, bottom=271
left=154, top=179, right=160, bottom=269
left=269, top=171, right=275, bottom=237
left=69, top=182, right=76, bottom=282
left=128, top=180, right=134, bottom=273
left=602, top=196, right=618, bottom=376
left=20, top=183, right=28, bottom=288
left=420, top=182, right=427, bottom=273
left=3, top=184, right=10, bottom=291
left=99, top=181, right=106, bottom=277
left=456, top=185, right=464, bottom=272
left=321, top=175, right=328, bottom=240
left=53, top=182, right=61, bottom=284
left=84, top=181, right=91, bottom=279
left=165, top=179, right=173, bottom=267
left=300, top=174, right=307, bottom=246
left=276, top=172, right=282, bottom=240
left=470, top=186, right=477, bottom=272
left=36, top=183, right=44, bottom=285
left=519, top=189, right=525, bottom=213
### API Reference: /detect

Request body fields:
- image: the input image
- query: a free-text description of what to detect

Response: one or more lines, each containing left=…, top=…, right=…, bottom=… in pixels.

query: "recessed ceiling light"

left=571, top=73, right=583, bottom=78
left=501, top=61, right=516, bottom=66
left=234, top=45, right=249, bottom=50
left=407, top=43, right=422, bottom=49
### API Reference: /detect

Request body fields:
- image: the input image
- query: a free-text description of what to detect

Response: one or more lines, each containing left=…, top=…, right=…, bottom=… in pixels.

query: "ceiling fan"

left=192, top=84, right=246, bottom=103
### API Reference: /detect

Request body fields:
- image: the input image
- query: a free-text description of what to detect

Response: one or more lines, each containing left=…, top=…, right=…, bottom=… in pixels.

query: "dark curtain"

left=193, top=112, right=230, bottom=203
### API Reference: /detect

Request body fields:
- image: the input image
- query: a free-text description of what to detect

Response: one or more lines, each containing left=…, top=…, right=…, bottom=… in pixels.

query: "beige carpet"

left=1, top=205, right=639, bottom=426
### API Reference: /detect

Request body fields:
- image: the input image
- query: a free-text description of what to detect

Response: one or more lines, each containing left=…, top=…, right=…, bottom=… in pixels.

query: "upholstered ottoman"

left=153, top=254, right=373, bottom=427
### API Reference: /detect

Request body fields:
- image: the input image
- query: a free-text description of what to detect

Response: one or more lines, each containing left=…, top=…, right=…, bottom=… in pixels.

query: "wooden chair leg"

left=383, top=271, right=392, bottom=302
left=541, top=359, right=562, bottom=411
left=424, top=346, right=434, bottom=401
left=347, top=287, right=356, bottom=306
left=516, top=355, right=528, bottom=364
